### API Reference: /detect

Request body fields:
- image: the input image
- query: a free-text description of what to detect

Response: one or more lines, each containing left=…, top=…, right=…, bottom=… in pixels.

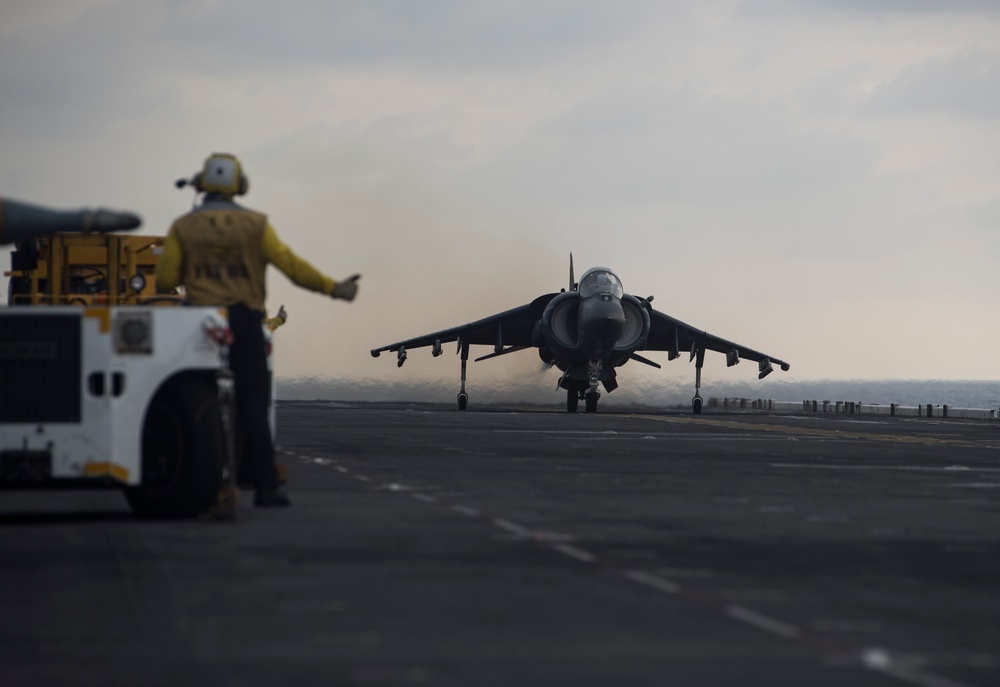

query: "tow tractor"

left=0, top=198, right=275, bottom=518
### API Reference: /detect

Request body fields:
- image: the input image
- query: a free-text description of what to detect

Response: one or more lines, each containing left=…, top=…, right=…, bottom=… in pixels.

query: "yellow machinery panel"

left=5, top=233, right=182, bottom=307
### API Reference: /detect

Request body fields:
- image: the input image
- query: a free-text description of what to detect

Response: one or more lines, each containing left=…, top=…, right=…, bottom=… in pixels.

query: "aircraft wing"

left=371, top=293, right=558, bottom=359
left=645, top=308, right=790, bottom=372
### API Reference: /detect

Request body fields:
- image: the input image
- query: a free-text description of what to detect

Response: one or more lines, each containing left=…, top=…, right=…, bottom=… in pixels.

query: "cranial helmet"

left=193, top=152, right=249, bottom=196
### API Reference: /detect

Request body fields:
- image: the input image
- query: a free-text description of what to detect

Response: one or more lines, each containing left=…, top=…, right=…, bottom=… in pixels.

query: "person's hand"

left=332, top=274, right=361, bottom=301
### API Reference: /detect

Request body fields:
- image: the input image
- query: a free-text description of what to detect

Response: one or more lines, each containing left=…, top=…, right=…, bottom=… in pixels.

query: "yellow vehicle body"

left=5, top=232, right=180, bottom=307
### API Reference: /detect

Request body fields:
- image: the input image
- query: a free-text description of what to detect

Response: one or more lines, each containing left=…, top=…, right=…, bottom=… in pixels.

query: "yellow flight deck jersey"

left=157, top=198, right=337, bottom=314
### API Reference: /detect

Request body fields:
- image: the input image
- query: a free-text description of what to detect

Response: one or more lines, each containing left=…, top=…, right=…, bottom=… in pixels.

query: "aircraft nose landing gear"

left=585, top=360, right=602, bottom=413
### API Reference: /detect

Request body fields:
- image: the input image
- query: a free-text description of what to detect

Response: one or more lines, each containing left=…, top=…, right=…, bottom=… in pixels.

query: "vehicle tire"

left=458, top=392, right=469, bottom=410
left=692, top=396, right=703, bottom=415
left=567, top=390, right=579, bottom=413
left=125, top=374, right=224, bottom=518
left=585, top=392, right=599, bottom=413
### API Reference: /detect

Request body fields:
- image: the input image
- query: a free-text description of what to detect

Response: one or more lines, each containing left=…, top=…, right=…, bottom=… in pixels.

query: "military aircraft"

left=371, top=256, right=790, bottom=413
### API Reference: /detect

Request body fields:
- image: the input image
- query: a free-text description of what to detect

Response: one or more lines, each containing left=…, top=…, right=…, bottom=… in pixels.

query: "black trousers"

left=227, top=304, right=277, bottom=491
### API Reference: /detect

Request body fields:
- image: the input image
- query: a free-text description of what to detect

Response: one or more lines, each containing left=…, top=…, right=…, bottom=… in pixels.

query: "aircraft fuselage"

left=535, top=267, right=650, bottom=396
left=577, top=294, right=626, bottom=360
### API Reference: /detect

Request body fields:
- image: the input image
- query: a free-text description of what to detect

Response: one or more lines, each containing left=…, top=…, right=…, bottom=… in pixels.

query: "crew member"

left=158, top=152, right=360, bottom=507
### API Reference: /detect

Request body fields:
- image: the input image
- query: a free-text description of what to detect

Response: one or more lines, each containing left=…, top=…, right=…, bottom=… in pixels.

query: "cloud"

left=2, top=0, right=1000, bottom=385
left=866, top=47, right=1000, bottom=119
left=135, top=1, right=673, bottom=74
left=746, top=0, right=1000, bottom=19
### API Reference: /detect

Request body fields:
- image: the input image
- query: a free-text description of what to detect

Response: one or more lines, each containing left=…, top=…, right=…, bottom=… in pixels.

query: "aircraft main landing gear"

left=567, top=389, right=579, bottom=413
left=585, top=391, right=600, bottom=413
left=692, top=346, right=705, bottom=415
left=457, top=341, right=470, bottom=411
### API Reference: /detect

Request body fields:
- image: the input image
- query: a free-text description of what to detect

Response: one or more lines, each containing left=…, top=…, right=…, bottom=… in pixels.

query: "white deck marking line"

left=725, top=605, right=801, bottom=639
left=622, top=570, right=681, bottom=594
left=299, top=449, right=984, bottom=687
left=551, top=543, right=596, bottom=563
left=862, top=648, right=979, bottom=687
left=493, top=519, right=532, bottom=537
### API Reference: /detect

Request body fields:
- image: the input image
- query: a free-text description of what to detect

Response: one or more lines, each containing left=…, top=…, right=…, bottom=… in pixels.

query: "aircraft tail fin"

left=569, top=253, right=575, bottom=291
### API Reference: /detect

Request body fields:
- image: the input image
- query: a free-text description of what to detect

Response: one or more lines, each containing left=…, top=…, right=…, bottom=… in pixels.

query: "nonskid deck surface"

left=2, top=402, right=999, bottom=687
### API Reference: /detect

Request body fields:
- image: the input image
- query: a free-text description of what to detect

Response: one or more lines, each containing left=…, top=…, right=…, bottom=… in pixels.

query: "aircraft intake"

left=614, top=296, right=650, bottom=351
left=539, top=291, right=580, bottom=358
left=539, top=290, right=651, bottom=363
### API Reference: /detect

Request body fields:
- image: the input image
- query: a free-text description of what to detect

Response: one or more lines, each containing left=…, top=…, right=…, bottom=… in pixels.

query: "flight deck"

left=2, top=402, right=998, bottom=687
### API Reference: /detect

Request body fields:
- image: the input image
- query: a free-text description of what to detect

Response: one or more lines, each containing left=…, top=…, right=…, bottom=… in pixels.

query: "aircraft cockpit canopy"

left=578, top=268, right=623, bottom=299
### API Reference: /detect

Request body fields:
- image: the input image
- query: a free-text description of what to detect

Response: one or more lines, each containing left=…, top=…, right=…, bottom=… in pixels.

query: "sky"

left=2, top=1, right=999, bottom=405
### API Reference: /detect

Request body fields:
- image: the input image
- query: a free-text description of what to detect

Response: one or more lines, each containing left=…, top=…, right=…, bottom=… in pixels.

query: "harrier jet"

left=371, top=256, right=789, bottom=413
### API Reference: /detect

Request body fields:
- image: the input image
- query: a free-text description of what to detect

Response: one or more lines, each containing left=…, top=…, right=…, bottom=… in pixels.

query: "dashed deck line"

left=276, top=445, right=982, bottom=687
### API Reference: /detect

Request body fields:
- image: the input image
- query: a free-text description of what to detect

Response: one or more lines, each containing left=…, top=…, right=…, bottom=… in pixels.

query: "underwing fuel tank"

left=0, top=198, right=141, bottom=245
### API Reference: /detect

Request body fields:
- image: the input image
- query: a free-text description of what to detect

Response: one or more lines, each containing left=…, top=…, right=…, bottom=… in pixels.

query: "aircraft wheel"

left=125, top=374, right=224, bottom=518
left=585, top=392, right=599, bottom=414
left=567, top=390, right=579, bottom=413
left=458, top=392, right=469, bottom=411
left=692, top=396, right=703, bottom=415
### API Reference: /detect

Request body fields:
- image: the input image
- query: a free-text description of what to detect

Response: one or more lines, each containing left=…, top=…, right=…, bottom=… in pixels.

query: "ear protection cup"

left=194, top=153, right=249, bottom=196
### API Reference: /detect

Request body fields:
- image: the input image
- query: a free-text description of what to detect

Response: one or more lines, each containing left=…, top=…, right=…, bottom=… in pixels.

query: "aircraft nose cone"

left=581, top=296, right=625, bottom=343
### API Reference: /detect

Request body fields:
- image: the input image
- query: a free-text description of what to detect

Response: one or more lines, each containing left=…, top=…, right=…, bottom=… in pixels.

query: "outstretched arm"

left=261, top=223, right=337, bottom=295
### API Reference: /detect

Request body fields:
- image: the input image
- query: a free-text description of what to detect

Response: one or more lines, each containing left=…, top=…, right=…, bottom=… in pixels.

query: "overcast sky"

left=2, top=1, right=999, bottom=403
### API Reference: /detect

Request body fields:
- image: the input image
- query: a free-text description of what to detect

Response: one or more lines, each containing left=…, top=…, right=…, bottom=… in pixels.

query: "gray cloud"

left=744, top=0, right=1000, bottom=18
left=866, top=48, right=1000, bottom=119
left=146, top=1, right=673, bottom=73
left=2, top=1, right=1000, bottom=384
